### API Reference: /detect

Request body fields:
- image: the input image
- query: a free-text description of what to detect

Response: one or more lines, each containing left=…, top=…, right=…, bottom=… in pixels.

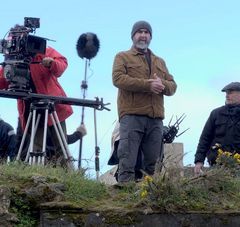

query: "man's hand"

left=148, top=73, right=165, bottom=94
left=194, top=162, right=204, bottom=176
left=42, top=57, right=54, bottom=68
left=76, top=124, right=87, bottom=137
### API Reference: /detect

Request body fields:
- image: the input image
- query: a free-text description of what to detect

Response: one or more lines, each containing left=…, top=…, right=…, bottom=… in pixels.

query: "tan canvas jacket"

left=112, top=47, right=177, bottom=119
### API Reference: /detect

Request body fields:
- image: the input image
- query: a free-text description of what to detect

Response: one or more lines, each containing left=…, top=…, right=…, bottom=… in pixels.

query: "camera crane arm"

left=0, top=90, right=110, bottom=111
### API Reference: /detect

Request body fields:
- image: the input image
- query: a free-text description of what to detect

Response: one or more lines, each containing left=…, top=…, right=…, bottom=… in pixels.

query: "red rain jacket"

left=0, top=46, right=73, bottom=129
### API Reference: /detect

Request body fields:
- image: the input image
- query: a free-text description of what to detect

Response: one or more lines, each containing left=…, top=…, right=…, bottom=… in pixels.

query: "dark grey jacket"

left=194, top=105, right=240, bottom=165
left=0, top=119, right=17, bottom=159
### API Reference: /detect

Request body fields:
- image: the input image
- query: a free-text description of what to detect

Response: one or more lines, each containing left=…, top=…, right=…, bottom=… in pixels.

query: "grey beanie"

left=221, top=82, right=240, bottom=92
left=131, top=21, right=152, bottom=38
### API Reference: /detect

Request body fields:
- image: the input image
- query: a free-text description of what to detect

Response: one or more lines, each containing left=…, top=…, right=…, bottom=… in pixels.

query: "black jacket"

left=194, top=105, right=240, bottom=165
left=0, top=119, right=17, bottom=159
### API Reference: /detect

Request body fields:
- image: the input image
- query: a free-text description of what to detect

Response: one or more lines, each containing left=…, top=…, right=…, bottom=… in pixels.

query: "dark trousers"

left=117, top=115, right=163, bottom=182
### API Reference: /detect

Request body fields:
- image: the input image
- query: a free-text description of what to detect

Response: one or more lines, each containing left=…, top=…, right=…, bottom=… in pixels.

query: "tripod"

left=16, top=99, right=73, bottom=168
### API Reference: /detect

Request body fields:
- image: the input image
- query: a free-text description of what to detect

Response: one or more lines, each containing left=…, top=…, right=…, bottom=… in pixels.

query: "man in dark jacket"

left=194, top=82, right=240, bottom=175
left=0, top=118, right=17, bottom=161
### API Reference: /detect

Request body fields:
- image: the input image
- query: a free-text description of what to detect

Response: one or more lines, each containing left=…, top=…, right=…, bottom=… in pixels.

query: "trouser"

left=117, top=115, right=163, bottom=182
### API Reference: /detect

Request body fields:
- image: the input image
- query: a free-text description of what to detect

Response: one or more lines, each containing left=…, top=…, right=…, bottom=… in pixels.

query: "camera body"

left=0, top=17, right=47, bottom=91
left=0, top=17, right=46, bottom=56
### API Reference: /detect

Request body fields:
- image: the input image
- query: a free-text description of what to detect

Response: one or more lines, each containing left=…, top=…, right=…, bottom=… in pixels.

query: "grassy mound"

left=1, top=157, right=240, bottom=226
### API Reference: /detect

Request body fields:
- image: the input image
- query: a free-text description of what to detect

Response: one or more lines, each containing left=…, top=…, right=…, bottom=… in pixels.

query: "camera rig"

left=0, top=90, right=110, bottom=111
left=0, top=17, right=46, bottom=91
left=0, top=19, right=110, bottom=179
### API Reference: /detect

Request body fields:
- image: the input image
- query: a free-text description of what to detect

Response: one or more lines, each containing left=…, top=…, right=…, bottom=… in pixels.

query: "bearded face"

left=132, top=29, right=151, bottom=52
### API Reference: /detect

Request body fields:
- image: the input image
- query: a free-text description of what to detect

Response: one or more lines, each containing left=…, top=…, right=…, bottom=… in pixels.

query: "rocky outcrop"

left=0, top=186, right=18, bottom=226
left=0, top=175, right=66, bottom=226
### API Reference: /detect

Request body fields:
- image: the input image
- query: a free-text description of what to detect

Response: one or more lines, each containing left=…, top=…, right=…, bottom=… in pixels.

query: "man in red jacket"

left=0, top=45, right=73, bottom=164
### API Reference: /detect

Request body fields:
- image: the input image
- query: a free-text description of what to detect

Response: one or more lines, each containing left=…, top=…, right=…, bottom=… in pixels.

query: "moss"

left=10, top=190, right=38, bottom=226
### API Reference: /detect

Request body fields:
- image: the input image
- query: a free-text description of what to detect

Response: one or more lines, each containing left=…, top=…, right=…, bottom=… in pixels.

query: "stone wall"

left=40, top=210, right=240, bottom=226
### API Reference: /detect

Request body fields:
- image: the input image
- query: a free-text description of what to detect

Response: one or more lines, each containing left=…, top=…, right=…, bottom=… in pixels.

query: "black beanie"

left=131, top=21, right=152, bottom=38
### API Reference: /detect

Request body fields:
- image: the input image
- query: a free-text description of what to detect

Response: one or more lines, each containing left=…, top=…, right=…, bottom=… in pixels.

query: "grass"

left=1, top=159, right=240, bottom=226
left=0, top=162, right=108, bottom=204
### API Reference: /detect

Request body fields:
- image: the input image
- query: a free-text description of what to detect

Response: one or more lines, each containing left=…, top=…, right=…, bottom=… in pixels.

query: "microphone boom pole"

left=78, top=58, right=88, bottom=169
left=76, top=32, right=100, bottom=170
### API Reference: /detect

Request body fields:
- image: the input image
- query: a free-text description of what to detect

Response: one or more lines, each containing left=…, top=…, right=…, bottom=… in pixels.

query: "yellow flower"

left=140, top=190, right=148, bottom=198
left=218, top=149, right=223, bottom=155
left=223, top=151, right=232, bottom=157
left=144, top=175, right=153, bottom=182
left=233, top=153, right=240, bottom=160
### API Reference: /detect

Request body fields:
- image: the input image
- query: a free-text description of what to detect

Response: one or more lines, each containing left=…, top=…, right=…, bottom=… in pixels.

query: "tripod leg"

left=39, top=108, right=49, bottom=165
left=50, top=114, right=68, bottom=159
left=28, top=108, right=37, bottom=164
left=26, top=112, right=41, bottom=164
left=16, top=111, right=32, bottom=161
left=50, top=111, right=74, bottom=169
left=54, top=111, right=73, bottom=158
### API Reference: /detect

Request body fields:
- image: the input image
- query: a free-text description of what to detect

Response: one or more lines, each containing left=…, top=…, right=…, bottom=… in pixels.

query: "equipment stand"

left=16, top=99, right=73, bottom=168
left=93, top=108, right=100, bottom=181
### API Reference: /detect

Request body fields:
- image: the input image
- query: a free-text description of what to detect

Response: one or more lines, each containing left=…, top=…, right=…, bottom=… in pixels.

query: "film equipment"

left=0, top=18, right=109, bottom=179
left=163, top=113, right=190, bottom=144
left=76, top=32, right=102, bottom=179
left=0, top=90, right=109, bottom=168
left=0, top=17, right=47, bottom=92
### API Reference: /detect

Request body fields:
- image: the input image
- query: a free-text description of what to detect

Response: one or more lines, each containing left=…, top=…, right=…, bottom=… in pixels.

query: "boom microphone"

left=76, top=32, right=100, bottom=60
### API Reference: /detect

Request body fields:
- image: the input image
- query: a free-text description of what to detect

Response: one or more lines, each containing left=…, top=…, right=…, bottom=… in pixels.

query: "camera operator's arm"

left=42, top=46, right=68, bottom=78
left=67, top=124, right=87, bottom=144
left=0, top=67, right=9, bottom=89
left=42, top=57, right=54, bottom=68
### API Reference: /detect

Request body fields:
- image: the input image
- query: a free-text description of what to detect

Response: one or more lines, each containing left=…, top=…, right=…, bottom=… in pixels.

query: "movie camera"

left=0, top=17, right=46, bottom=91
left=0, top=19, right=110, bottom=178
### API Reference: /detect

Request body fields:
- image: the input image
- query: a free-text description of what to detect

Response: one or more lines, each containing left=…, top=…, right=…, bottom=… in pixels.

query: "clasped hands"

left=149, top=73, right=165, bottom=94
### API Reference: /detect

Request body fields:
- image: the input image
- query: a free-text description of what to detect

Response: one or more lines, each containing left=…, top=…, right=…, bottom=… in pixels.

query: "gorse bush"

left=137, top=163, right=240, bottom=212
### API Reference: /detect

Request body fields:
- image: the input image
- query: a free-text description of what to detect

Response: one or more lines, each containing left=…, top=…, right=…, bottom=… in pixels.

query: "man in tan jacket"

left=112, top=20, right=177, bottom=184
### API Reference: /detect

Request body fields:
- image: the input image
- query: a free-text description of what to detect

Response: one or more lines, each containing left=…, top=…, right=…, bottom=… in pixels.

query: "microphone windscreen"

left=76, top=33, right=100, bottom=60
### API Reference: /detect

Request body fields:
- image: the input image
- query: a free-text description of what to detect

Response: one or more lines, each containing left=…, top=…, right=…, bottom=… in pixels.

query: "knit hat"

left=221, top=82, right=240, bottom=92
left=131, top=21, right=152, bottom=38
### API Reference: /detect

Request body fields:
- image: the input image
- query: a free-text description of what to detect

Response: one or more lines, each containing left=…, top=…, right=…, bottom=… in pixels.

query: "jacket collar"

left=220, top=104, right=240, bottom=116
left=130, top=46, right=153, bottom=56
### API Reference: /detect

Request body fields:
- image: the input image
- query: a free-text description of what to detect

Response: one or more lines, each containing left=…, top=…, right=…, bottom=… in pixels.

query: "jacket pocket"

left=233, top=121, right=240, bottom=140
left=215, top=119, right=227, bottom=137
left=155, top=65, right=166, bottom=79
left=126, top=63, right=144, bottom=78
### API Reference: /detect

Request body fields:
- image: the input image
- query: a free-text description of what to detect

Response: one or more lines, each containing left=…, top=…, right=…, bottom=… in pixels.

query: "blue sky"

left=0, top=0, right=240, bottom=177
